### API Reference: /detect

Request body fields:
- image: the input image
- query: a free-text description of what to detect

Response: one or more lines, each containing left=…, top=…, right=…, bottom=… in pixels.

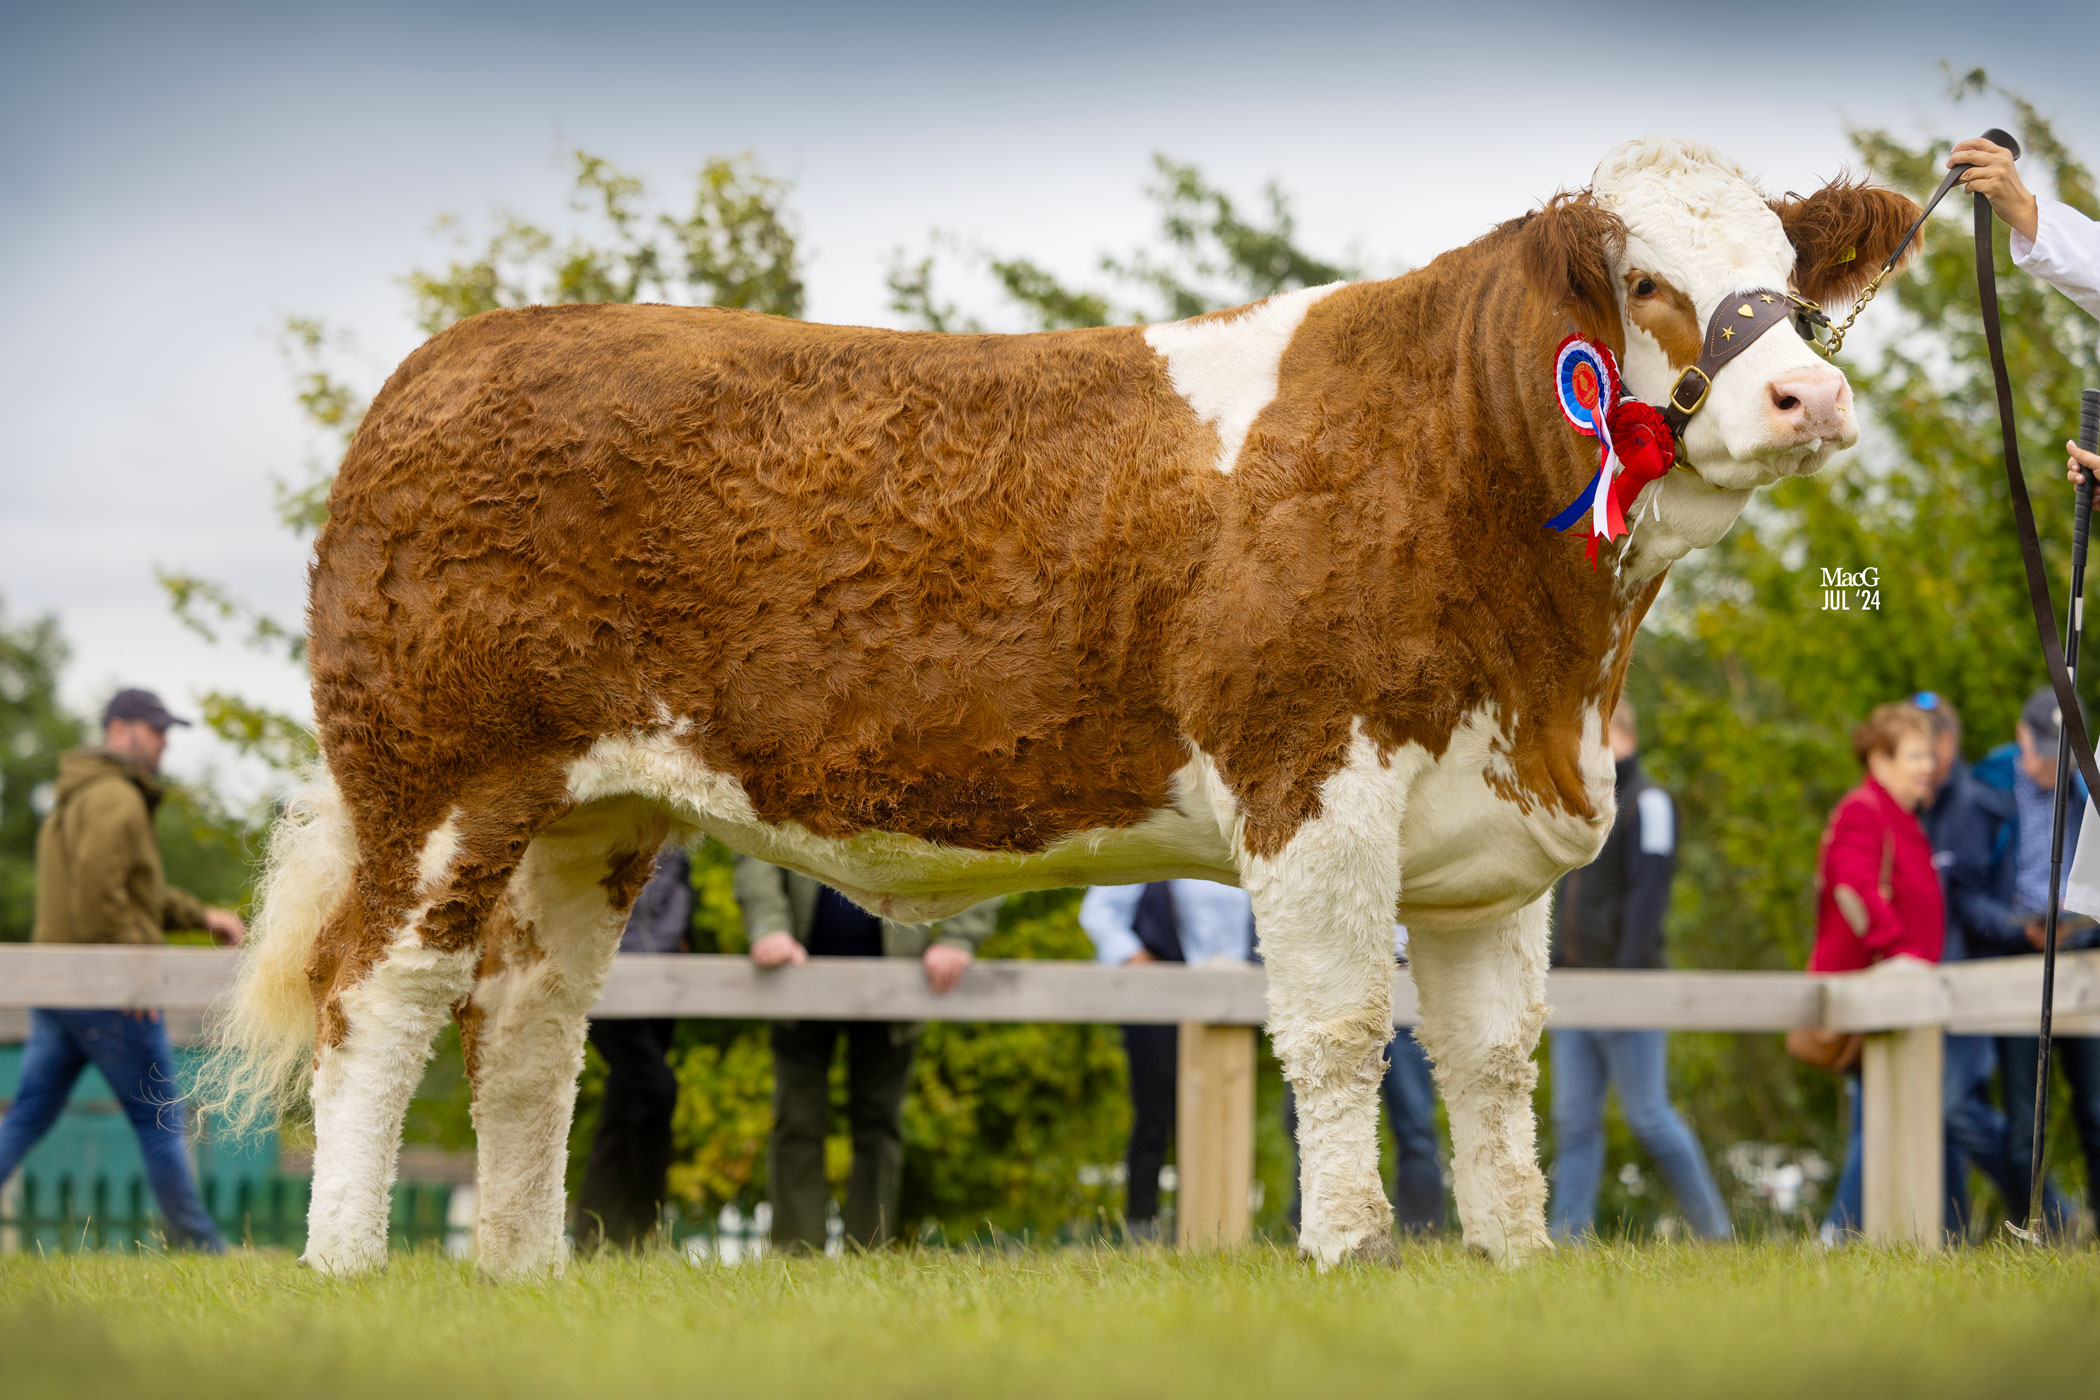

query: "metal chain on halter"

left=1818, top=265, right=1889, bottom=359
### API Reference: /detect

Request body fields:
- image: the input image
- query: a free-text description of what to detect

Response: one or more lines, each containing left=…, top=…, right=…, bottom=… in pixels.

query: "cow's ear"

left=1770, top=179, right=1922, bottom=306
left=1518, top=192, right=1628, bottom=353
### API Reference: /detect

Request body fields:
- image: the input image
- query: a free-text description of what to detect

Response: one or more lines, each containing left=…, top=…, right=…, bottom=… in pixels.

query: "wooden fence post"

left=1174, top=1021, right=1255, bottom=1248
left=1860, top=1026, right=1942, bottom=1249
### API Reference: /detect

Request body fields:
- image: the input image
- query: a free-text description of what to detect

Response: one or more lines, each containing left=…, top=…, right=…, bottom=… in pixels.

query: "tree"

left=0, top=599, right=85, bottom=942
left=1606, top=75, right=2100, bottom=1233
left=887, top=154, right=1358, bottom=332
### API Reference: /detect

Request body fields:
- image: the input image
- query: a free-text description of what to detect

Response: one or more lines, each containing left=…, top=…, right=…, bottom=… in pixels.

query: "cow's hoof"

left=298, top=1245, right=388, bottom=1278
left=1465, top=1227, right=1553, bottom=1268
left=1299, top=1227, right=1402, bottom=1271
left=1339, top=1230, right=1403, bottom=1268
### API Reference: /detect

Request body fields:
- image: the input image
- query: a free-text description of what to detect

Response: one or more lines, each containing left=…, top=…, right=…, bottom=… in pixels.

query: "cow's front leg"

left=1408, top=897, right=1552, bottom=1265
left=1242, top=736, right=1413, bottom=1269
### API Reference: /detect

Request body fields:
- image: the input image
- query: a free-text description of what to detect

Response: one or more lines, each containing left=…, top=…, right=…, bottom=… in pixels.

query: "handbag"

left=1786, top=809, right=1892, bottom=1075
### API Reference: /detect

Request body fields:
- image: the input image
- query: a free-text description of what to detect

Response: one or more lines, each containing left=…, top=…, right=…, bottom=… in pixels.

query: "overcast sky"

left=4, top=0, right=2097, bottom=801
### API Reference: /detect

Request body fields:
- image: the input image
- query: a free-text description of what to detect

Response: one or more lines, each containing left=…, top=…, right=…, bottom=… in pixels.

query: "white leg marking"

left=1243, top=723, right=1424, bottom=1268
left=1408, top=896, right=1553, bottom=1265
left=303, top=934, right=475, bottom=1277
left=469, top=816, right=656, bottom=1277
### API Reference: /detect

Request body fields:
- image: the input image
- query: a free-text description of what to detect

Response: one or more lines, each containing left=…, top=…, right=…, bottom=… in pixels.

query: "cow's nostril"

left=1775, top=393, right=1800, bottom=412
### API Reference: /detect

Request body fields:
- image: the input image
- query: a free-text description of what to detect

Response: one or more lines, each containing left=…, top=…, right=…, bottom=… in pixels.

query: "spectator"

left=0, top=689, right=245, bottom=1253
left=1942, top=687, right=2099, bottom=1234
left=1912, top=693, right=2068, bottom=1236
left=1812, top=702, right=1944, bottom=1240
left=574, top=842, right=692, bottom=1252
left=735, top=855, right=999, bottom=1253
left=1078, top=881, right=1256, bottom=1242
left=1548, top=699, right=1730, bottom=1243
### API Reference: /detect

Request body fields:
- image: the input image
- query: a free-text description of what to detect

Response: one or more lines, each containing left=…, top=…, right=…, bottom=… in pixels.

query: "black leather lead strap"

left=1975, top=195, right=2100, bottom=802
left=1975, top=190, right=2100, bottom=1239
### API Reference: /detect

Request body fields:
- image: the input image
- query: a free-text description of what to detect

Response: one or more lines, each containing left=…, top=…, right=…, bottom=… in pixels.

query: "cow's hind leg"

left=1408, top=896, right=1553, bottom=1265
left=1243, top=735, right=1414, bottom=1269
left=303, top=812, right=513, bottom=1276
left=463, top=801, right=677, bottom=1278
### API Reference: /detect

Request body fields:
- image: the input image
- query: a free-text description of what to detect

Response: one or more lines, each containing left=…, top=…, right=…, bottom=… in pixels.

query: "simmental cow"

left=208, top=137, right=1917, bottom=1275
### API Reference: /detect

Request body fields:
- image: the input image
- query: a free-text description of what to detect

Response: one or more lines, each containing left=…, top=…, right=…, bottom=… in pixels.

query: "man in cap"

left=0, top=688, right=246, bottom=1251
left=1942, top=686, right=2100, bottom=1232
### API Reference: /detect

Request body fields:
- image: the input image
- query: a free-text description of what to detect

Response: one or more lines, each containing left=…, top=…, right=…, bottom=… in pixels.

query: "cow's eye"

left=1633, top=277, right=1658, bottom=297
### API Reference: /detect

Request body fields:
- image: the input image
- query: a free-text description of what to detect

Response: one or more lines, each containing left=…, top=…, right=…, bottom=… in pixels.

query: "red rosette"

left=1604, top=398, right=1676, bottom=527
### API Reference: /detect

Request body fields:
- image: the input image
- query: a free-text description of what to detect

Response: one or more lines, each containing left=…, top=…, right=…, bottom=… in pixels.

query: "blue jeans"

left=1286, top=1031, right=1446, bottom=1233
left=0, top=1009, right=226, bottom=1251
left=1549, top=1029, right=1731, bottom=1241
left=1824, top=1070, right=1997, bottom=1240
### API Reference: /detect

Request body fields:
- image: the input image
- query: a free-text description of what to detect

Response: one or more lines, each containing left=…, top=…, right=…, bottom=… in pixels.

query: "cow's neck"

left=1178, top=235, right=1660, bottom=847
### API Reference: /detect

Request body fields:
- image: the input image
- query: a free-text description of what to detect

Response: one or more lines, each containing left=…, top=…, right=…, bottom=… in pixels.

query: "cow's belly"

left=564, top=726, right=1239, bottom=921
left=1394, top=703, right=1616, bottom=931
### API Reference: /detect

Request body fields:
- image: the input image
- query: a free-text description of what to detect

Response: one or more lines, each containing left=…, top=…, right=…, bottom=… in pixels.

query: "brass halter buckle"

left=1668, top=366, right=1711, bottom=418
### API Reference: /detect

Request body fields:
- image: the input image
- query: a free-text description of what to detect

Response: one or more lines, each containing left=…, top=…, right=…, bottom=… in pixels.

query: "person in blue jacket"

left=1939, top=687, right=2098, bottom=1231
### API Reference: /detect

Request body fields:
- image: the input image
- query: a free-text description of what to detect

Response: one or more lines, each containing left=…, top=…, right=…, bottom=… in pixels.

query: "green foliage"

left=404, top=151, right=804, bottom=338
left=0, top=599, right=87, bottom=942
left=1614, top=78, right=2100, bottom=1225
left=152, top=782, right=263, bottom=934
left=899, top=890, right=1128, bottom=1237
left=888, top=153, right=1358, bottom=331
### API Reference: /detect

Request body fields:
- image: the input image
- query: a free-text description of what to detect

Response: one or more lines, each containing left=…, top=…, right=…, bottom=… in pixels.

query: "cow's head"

left=1520, top=137, right=1918, bottom=573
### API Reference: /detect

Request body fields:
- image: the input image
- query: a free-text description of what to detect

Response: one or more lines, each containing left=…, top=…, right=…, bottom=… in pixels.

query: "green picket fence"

left=0, top=1173, right=459, bottom=1254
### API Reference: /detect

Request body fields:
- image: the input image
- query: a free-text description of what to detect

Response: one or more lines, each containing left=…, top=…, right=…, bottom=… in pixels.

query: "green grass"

left=3, top=1243, right=2096, bottom=1399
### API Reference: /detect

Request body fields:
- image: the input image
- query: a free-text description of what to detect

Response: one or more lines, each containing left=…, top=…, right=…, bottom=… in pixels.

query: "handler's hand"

left=1950, top=138, right=2038, bottom=243
left=922, top=943, right=972, bottom=995
left=2067, top=441, right=2099, bottom=489
left=750, top=930, right=808, bottom=969
left=205, top=907, right=246, bottom=948
left=1124, top=949, right=1158, bottom=965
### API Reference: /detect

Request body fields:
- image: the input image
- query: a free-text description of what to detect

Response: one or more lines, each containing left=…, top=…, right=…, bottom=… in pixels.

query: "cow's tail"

left=197, top=766, right=356, bottom=1136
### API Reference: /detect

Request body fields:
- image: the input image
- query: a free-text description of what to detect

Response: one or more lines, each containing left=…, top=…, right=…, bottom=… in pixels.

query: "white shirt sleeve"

left=1078, top=884, right=1146, bottom=965
left=1637, top=788, right=1675, bottom=856
left=2012, top=197, right=2100, bottom=320
left=1171, top=881, right=1256, bottom=964
left=2065, top=798, right=2100, bottom=919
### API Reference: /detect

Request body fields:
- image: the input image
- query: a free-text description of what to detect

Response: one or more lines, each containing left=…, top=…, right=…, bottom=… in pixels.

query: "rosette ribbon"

left=1542, top=334, right=1678, bottom=567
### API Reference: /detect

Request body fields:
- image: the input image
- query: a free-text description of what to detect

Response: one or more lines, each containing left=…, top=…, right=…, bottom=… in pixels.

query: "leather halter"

left=1658, top=287, right=1830, bottom=447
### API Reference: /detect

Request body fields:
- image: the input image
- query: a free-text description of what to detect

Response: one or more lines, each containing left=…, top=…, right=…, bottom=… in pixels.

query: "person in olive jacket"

left=735, top=854, right=1000, bottom=1253
left=1548, top=699, right=1731, bottom=1242
left=0, top=689, right=245, bottom=1251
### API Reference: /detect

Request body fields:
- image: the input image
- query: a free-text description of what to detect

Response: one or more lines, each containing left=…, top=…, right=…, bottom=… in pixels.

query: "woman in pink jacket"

left=1813, top=702, right=1944, bottom=1239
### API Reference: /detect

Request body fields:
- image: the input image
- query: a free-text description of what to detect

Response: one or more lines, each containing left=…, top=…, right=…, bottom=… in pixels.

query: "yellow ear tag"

left=1833, top=246, right=1858, bottom=265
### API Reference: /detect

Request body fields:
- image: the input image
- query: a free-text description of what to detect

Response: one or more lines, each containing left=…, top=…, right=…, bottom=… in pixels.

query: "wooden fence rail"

left=5, top=945, right=2098, bottom=1249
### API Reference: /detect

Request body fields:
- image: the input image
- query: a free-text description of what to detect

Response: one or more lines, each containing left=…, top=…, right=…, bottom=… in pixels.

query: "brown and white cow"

left=208, top=137, right=1916, bottom=1275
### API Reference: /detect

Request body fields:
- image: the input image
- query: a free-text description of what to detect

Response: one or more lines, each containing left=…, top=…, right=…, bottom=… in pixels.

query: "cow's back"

left=312, top=303, right=1222, bottom=851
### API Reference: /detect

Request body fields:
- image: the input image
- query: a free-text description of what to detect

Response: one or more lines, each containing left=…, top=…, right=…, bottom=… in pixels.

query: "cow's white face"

left=1594, top=138, right=1852, bottom=494
left=1520, top=137, right=1919, bottom=577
